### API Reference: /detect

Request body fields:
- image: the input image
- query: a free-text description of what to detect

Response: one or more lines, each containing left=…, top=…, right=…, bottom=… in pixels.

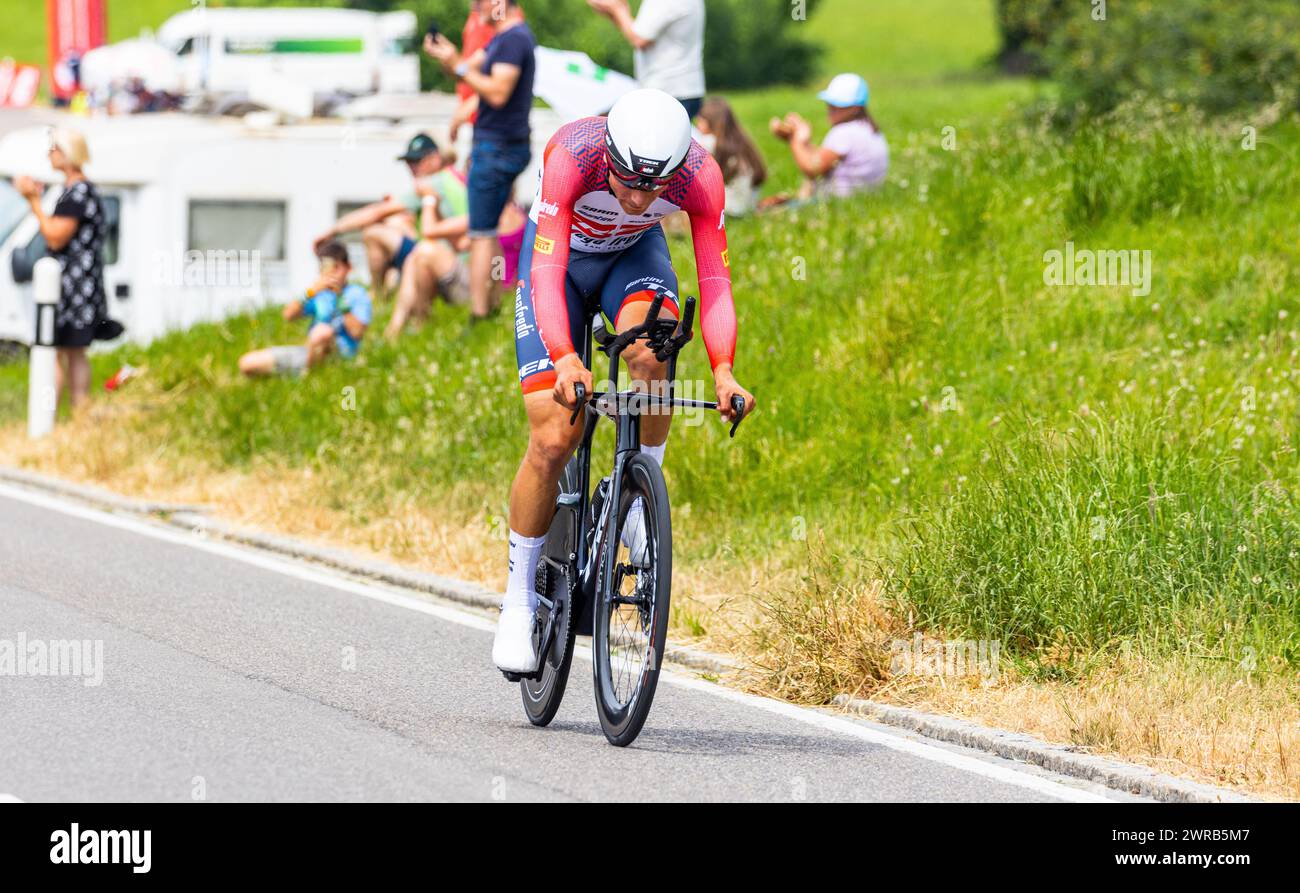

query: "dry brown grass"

left=5, top=412, right=1298, bottom=800
left=727, top=537, right=1300, bottom=799
left=890, top=663, right=1300, bottom=799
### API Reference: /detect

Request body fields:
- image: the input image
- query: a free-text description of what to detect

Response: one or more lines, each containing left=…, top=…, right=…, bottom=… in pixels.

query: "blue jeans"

left=468, top=138, right=531, bottom=237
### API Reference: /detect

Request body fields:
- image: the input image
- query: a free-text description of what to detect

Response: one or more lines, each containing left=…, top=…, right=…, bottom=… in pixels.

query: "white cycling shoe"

left=492, top=604, right=540, bottom=674
left=622, top=498, right=651, bottom=567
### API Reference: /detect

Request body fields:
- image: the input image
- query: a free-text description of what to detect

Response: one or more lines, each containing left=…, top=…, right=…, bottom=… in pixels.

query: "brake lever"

left=679, top=296, right=696, bottom=340
left=655, top=296, right=697, bottom=362
left=570, top=383, right=588, bottom=427
left=645, top=292, right=665, bottom=325
left=728, top=395, right=747, bottom=439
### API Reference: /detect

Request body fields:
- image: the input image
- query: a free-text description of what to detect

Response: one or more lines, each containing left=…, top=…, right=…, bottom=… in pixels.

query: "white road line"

left=0, top=482, right=1121, bottom=802
left=0, top=794, right=24, bottom=803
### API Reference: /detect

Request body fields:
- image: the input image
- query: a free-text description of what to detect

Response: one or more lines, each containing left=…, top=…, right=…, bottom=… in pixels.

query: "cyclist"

left=493, top=87, right=755, bottom=673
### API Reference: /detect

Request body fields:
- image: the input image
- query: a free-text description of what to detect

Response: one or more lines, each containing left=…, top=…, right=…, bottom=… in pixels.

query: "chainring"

left=535, top=557, right=577, bottom=670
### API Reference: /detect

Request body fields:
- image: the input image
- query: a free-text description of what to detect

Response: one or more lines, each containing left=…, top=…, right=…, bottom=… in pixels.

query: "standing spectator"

left=695, top=97, right=767, bottom=217
left=12, top=128, right=106, bottom=410
left=770, top=74, right=889, bottom=202
left=588, top=0, right=705, bottom=118
left=238, top=241, right=373, bottom=378
left=448, top=6, right=499, bottom=149
left=426, top=0, right=536, bottom=321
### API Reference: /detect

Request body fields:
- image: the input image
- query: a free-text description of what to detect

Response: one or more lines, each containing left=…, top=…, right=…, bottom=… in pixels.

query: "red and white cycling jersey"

left=531, top=186, right=682, bottom=254
left=527, top=116, right=736, bottom=370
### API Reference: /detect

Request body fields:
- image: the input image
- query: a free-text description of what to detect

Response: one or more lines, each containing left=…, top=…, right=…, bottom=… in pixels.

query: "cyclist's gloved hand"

left=713, top=364, right=755, bottom=424
left=552, top=353, right=594, bottom=411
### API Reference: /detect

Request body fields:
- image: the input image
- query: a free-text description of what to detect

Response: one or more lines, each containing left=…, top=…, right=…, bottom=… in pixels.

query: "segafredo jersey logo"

left=50, top=824, right=151, bottom=874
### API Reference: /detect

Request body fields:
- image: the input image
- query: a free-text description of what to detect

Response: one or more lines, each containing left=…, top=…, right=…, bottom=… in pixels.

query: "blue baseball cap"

left=818, top=73, right=869, bottom=108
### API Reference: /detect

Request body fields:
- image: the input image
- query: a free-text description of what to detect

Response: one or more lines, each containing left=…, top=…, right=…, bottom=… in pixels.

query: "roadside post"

left=28, top=257, right=60, bottom=439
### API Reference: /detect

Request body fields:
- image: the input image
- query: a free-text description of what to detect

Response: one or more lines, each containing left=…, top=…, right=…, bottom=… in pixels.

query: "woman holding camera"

left=13, top=128, right=108, bottom=410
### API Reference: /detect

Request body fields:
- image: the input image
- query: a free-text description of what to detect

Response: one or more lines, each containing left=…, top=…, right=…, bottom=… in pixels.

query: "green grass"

left=0, top=0, right=191, bottom=63
left=3, top=0, right=1299, bottom=682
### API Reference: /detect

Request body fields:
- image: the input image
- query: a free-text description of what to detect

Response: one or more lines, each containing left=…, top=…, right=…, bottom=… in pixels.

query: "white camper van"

left=157, top=7, right=419, bottom=97
left=0, top=113, right=420, bottom=349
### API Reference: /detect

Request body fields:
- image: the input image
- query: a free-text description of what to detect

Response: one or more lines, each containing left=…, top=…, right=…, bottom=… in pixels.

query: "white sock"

left=623, top=442, right=666, bottom=550
left=505, top=531, right=546, bottom=613
left=641, top=441, right=667, bottom=467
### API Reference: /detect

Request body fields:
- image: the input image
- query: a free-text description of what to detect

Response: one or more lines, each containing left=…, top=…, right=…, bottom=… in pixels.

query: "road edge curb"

left=832, top=694, right=1251, bottom=803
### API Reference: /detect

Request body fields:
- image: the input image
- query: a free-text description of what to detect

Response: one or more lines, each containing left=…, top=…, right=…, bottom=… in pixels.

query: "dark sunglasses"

left=607, top=156, right=673, bottom=192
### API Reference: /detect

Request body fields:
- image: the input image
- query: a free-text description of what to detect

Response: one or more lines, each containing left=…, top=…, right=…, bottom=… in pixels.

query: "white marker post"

left=28, top=257, right=60, bottom=439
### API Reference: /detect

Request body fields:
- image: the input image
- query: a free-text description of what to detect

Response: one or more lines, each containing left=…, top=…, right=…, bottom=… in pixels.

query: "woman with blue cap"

left=769, top=73, right=889, bottom=203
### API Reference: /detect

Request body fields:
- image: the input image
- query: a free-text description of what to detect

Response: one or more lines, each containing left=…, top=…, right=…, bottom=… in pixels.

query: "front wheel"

left=592, top=453, right=672, bottom=747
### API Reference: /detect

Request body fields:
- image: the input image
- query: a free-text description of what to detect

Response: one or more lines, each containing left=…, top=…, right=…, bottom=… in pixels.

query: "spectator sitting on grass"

left=312, top=134, right=464, bottom=302
left=766, top=73, right=888, bottom=208
left=238, top=241, right=372, bottom=378
left=383, top=201, right=528, bottom=340
left=695, top=97, right=768, bottom=217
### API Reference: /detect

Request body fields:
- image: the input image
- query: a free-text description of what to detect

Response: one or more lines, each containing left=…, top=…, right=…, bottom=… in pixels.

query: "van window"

left=188, top=201, right=285, bottom=260
left=0, top=180, right=28, bottom=246
left=102, top=195, right=120, bottom=267
left=332, top=202, right=373, bottom=276
left=224, top=38, right=364, bottom=55
left=333, top=202, right=369, bottom=245
left=176, top=37, right=194, bottom=56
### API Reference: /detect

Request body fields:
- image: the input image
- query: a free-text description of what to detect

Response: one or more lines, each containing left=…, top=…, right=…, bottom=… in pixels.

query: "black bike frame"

left=569, top=299, right=719, bottom=591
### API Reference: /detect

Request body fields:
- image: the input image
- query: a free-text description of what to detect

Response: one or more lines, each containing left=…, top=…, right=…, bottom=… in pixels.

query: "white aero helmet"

left=604, top=88, right=693, bottom=189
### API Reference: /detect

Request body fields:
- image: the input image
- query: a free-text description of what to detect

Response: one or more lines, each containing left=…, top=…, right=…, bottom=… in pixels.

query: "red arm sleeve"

left=683, top=154, right=738, bottom=371
left=532, top=145, right=583, bottom=364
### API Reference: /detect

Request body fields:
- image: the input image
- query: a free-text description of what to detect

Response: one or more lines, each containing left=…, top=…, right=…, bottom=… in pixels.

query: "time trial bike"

left=502, top=290, right=747, bottom=747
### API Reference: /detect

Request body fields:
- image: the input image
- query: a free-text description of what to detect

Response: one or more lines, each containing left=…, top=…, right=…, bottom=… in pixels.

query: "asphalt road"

left=0, top=483, right=1137, bottom=802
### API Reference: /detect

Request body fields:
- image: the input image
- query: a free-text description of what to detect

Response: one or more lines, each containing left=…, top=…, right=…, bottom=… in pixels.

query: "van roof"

left=0, top=110, right=430, bottom=185
left=159, top=8, right=415, bottom=44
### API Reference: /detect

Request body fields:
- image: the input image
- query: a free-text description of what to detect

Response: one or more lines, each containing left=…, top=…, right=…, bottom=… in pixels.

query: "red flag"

left=0, top=59, right=42, bottom=108
left=47, top=0, right=106, bottom=100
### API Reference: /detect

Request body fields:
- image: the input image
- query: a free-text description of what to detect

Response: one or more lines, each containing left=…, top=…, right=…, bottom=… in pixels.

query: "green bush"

left=246, top=0, right=824, bottom=92
left=993, top=0, right=1067, bottom=74
left=997, top=0, right=1300, bottom=117
left=1047, top=0, right=1300, bottom=117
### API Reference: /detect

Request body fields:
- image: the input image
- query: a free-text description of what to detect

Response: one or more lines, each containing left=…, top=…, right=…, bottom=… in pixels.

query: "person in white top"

left=587, top=0, right=706, bottom=118
left=769, top=73, right=889, bottom=203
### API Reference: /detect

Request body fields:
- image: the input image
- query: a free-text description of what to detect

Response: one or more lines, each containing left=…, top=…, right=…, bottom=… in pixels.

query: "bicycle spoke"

left=607, top=523, right=657, bottom=707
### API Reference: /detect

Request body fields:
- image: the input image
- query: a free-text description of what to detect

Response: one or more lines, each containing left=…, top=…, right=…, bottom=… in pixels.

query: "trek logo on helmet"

left=605, top=121, right=685, bottom=189
left=630, top=152, right=670, bottom=178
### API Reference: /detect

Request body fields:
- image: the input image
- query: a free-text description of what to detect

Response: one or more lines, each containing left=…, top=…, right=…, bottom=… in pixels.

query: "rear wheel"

left=592, top=453, right=671, bottom=747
